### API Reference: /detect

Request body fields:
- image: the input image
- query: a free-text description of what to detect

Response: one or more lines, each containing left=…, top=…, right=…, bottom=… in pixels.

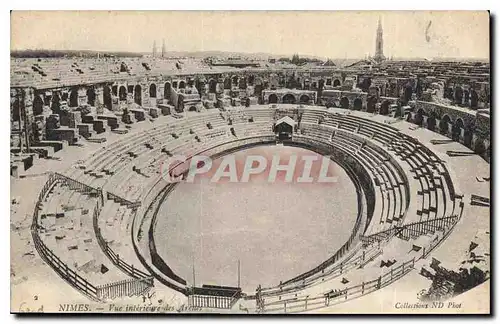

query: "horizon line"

left=10, top=48, right=490, bottom=61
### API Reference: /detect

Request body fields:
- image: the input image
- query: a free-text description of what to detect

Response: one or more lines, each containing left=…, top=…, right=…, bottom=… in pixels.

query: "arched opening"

left=164, top=82, right=172, bottom=101
left=333, top=79, right=341, bottom=87
left=414, top=108, right=425, bottom=126
left=445, top=87, right=454, bottom=100
left=179, top=81, right=186, bottom=89
left=238, top=78, right=247, bottom=90
left=195, top=79, right=204, bottom=95
left=119, top=86, right=127, bottom=101
left=358, top=78, right=371, bottom=93
left=193, top=79, right=200, bottom=94
left=454, top=86, right=463, bottom=105
left=406, top=111, right=413, bottom=122
left=452, top=118, right=464, bottom=142
left=403, top=84, right=413, bottom=104
left=69, top=88, right=79, bottom=107
left=427, top=113, right=437, bottom=132
left=474, top=138, right=486, bottom=155
left=282, top=94, right=296, bottom=104
left=353, top=98, right=363, bottom=111
left=231, top=75, right=239, bottom=87
left=268, top=94, right=278, bottom=104
left=87, top=88, right=96, bottom=107
left=299, top=95, right=310, bottom=104
left=415, top=78, right=423, bottom=99
left=302, top=79, right=311, bottom=90
left=439, top=115, right=451, bottom=135
left=318, top=79, right=325, bottom=90
left=11, top=98, right=20, bottom=122
left=33, top=96, right=44, bottom=116
left=176, top=96, right=184, bottom=113
left=380, top=100, right=390, bottom=115
left=366, top=95, right=377, bottom=113
left=340, top=97, right=349, bottom=109
left=209, top=79, right=217, bottom=94
left=224, top=78, right=232, bottom=90
left=463, top=90, right=470, bottom=106
left=464, top=127, right=474, bottom=148
left=134, top=85, right=142, bottom=105
left=149, top=84, right=157, bottom=98
left=51, top=93, right=61, bottom=114
left=302, top=79, right=310, bottom=90
left=44, top=95, right=51, bottom=106
left=386, top=82, right=393, bottom=97
left=247, top=75, right=255, bottom=86
left=470, top=89, right=479, bottom=109
left=103, top=86, right=112, bottom=110
left=254, top=84, right=263, bottom=99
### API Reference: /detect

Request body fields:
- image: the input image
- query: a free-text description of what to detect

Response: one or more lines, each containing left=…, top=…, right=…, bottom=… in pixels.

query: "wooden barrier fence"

left=31, top=173, right=100, bottom=301
left=188, top=295, right=236, bottom=310
left=32, top=172, right=153, bottom=302
left=258, top=258, right=415, bottom=314
left=96, top=277, right=154, bottom=300
left=53, top=172, right=101, bottom=195
left=92, top=199, right=152, bottom=281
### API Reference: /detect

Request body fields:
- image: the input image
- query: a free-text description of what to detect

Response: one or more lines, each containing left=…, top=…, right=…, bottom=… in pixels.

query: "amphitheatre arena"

left=10, top=19, right=490, bottom=313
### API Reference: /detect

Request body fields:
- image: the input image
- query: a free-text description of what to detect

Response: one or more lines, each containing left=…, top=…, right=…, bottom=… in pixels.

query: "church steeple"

left=374, top=17, right=386, bottom=63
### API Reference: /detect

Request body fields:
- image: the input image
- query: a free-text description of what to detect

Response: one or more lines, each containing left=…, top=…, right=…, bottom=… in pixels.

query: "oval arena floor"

left=153, top=145, right=358, bottom=291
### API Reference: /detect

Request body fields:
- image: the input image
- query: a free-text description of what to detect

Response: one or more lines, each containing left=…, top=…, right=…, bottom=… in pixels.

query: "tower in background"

left=152, top=40, right=157, bottom=58
left=161, top=39, right=166, bottom=58
left=373, top=17, right=386, bottom=63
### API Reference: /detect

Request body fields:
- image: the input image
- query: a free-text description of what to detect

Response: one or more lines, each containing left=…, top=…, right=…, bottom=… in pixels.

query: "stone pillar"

left=216, top=82, right=224, bottom=95
left=142, top=84, right=150, bottom=107
left=95, top=87, right=104, bottom=109
left=472, top=134, right=479, bottom=151
left=470, top=90, right=479, bottom=109
left=198, top=81, right=207, bottom=98
left=112, top=96, right=120, bottom=111
left=158, top=83, right=165, bottom=100
left=77, top=88, right=87, bottom=107
left=94, top=87, right=104, bottom=114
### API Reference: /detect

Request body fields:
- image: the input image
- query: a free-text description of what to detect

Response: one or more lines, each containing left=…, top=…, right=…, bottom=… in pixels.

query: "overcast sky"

left=11, top=11, right=490, bottom=59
